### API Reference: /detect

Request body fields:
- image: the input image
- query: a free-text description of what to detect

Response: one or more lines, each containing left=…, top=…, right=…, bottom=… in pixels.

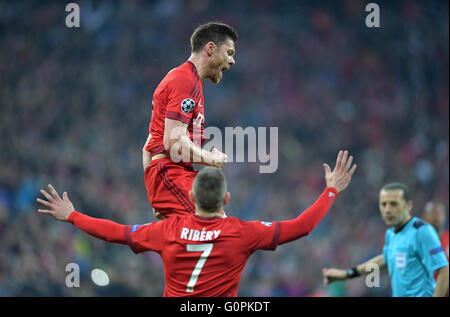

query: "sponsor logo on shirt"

left=260, top=221, right=272, bottom=227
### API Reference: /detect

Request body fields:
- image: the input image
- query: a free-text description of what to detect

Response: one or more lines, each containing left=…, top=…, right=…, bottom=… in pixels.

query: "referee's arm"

left=433, top=265, right=449, bottom=297
left=353, top=254, right=388, bottom=276
left=323, top=254, right=387, bottom=285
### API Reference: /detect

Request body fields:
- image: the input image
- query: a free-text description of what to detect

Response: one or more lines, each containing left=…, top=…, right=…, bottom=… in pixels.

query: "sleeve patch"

left=181, top=98, right=195, bottom=114
left=429, top=246, right=444, bottom=255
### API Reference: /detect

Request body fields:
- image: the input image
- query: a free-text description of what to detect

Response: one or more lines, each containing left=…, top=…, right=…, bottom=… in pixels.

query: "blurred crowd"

left=0, top=0, right=448, bottom=296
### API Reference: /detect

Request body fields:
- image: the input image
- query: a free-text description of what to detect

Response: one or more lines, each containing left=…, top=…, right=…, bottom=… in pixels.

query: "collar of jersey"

left=186, top=60, right=200, bottom=78
left=193, top=214, right=223, bottom=221
left=394, top=217, right=413, bottom=234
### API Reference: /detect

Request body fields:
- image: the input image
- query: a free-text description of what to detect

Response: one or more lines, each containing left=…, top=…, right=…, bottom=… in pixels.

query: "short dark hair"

left=190, top=22, right=238, bottom=53
left=380, top=182, right=411, bottom=202
left=193, top=167, right=227, bottom=213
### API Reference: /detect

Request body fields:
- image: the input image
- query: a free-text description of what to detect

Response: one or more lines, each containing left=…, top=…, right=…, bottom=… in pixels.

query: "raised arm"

left=276, top=150, right=357, bottom=245
left=37, top=184, right=127, bottom=244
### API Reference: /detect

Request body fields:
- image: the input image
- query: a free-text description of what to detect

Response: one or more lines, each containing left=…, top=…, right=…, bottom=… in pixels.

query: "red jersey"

left=68, top=187, right=338, bottom=297
left=146, top=61, right=206, bottom=161
left=125, top=215, right=280, bottom=296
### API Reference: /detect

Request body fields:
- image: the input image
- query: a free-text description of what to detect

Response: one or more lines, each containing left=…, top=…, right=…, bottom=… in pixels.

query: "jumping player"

left=143, top=22, right=237, bottom=219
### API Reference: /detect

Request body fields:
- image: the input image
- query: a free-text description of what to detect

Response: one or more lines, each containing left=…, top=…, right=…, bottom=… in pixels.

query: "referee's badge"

left=181, top=98, right=196, bottom=114
left=396, top=253, right=406, bottom=269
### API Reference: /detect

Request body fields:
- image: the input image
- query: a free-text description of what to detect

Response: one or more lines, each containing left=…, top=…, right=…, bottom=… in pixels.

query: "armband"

left=346, top=267, right=361, bottom=278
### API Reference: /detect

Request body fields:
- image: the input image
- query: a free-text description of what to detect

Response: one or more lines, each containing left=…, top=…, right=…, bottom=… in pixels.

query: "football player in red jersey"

left=423, top=201, right=449, bottom=296
left=142, top=22, right=237, bottom=220
left=37, top=150, right=357, bottom=296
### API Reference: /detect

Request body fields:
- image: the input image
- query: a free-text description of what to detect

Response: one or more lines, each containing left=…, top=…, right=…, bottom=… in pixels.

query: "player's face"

left=209, top=38, right=235, bottom=84
left=379, top=189, right=412, bottom=228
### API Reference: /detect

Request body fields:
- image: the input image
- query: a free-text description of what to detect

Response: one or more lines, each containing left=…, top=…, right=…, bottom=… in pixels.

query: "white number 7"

left=186, top=243, right=213, bottom=293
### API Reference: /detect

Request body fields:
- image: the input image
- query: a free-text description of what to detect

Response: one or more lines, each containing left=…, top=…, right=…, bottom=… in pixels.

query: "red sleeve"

left=243, top=220, right=281, bottom=253
left=68, top=211, right=164, bottom=253
left=277, top=187, right=338, bottom=245
left=165, top=75, right=197, bottom=124
left=68, top=211, right=128, bottom=244
left=123, top=221, right=166, bottom=254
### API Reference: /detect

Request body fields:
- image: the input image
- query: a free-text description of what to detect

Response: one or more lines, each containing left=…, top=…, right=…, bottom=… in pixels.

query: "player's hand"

left=323, top=150, right=357, bottom=193
left=209, top=148, right=228, bottom=169
left=36, top=184, right=75, bottom=222
left=153, top=207, right=163, bottom=220
left=322, top=268, right=348, bottom=286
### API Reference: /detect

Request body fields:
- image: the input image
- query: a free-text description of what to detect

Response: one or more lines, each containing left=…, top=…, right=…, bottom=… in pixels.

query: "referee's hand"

left=322, top=268, right=348, bottom=286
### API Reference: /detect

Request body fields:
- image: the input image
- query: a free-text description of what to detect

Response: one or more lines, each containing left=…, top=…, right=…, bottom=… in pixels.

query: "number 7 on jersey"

left=186, top=243, right=213, bottom=292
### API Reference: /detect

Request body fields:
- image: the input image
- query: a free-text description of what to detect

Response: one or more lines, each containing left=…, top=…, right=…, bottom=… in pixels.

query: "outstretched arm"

left=37, top=184, right=127, bottom=244
left=322, top=254, right=387, bottom=286
left=277, top=150, right=357, bottom=245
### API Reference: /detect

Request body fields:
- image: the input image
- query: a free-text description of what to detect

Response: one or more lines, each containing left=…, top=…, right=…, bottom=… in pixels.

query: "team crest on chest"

left=181, top=98, right=196, bottom=114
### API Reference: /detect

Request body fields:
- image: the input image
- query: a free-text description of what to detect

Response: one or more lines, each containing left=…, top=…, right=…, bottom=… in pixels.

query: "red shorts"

left=144, top=157, right=197, bottom=218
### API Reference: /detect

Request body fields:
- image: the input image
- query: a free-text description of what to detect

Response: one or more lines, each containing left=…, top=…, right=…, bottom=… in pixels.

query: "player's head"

left=423, top=201, right=446, bottom=234
left=190, top=22, right=238, bottom=84
left=190, top=167, right=230, bottom=214
left=379, top=182, right=413, bottom=228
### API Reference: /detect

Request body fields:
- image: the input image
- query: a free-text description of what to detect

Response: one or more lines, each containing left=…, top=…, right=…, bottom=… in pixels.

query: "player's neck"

left=188, top=55, right=207, bottom=82
left=195, top=209, right=223, bottom=218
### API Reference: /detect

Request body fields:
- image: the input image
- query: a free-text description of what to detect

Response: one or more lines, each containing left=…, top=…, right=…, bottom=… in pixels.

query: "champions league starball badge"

left=181, top=98, right=196, bottom=114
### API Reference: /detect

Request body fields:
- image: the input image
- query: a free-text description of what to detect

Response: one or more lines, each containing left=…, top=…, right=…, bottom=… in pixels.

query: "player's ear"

left=188, top=190, right=195, bottom=204
left=206, top=42, right=215, bottom=56
left=223, top=192, right=230, bottom=205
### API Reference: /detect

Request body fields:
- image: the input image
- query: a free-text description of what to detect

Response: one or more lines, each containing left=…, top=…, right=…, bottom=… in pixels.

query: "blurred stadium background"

left=0, top=0, right=448, bottom=296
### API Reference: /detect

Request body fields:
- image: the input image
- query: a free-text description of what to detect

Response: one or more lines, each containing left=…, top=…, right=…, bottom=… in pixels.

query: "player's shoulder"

left=228, top=217, right=276, bottom=228
left=220, top=216, right=249, bottom=231
left=156, top=215, right=191, bottom=234
left=165, top=62, right=197, bottom=84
